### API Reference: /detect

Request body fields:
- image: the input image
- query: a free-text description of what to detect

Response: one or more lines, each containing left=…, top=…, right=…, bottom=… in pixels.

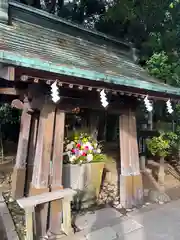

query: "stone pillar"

left=0, top=0, right=8, bottom=23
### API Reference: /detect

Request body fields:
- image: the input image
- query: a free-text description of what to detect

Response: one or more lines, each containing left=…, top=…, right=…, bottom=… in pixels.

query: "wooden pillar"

left=30, top=103, right=55, bottom=238
left=119, top=109, right=143, bottom=208
left=48, top=109, right=65, bottom=237
left=11, top=109, right=31, bottom=199
left=25, top=113, right=39, bottom=196
left=88, top=110, right=99, bottom=139
left=148, top=111, right=153, bottom=130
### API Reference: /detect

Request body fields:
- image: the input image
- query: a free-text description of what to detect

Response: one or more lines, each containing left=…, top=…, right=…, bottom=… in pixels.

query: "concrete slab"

left=112, top=218, right=143, bottom=238
left=75, top=207, right=122, bottom=231
left=86, top=227, right=117, bottom=240
left=0, top=194, right=19, bottom=240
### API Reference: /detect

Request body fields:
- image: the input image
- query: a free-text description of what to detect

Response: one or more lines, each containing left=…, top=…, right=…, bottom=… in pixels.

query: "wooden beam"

left=0, top=66, right=15, bottom=81
left=0, top=87, right=20, bottom=95
left=17, top=189, right=75, bottom=209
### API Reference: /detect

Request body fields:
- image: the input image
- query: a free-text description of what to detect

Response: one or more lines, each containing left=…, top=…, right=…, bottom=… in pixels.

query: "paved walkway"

left=0, top=192, right=18, bottom=240
left=61, top=199, right=180, bottom=240
left=0, top=214, right=7, bottom=240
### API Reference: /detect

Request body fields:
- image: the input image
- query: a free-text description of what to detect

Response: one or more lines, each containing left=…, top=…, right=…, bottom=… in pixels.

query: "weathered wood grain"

left=30, top=103, right=55, bottom=238
left=49, top=109, right=65, bottom=235
left=119, top=109, right=143, bottom=208
left=11, top=109, right=31, bottom=199
left=17, top=189, right=75, bottom=210
left=31, top=103, right=55, bottom=189
left=25, top=113, right=39, bottom=196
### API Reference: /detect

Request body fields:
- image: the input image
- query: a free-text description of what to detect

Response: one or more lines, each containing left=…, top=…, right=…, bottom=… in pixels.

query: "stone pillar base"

left=11, top=167, right=26, bottom=199
left=120, top=174, right=143, bottom=208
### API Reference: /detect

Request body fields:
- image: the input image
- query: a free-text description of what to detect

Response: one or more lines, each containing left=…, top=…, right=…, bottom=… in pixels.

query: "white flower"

left=66, top=141, right=74, bottom=151
left=69, top=155, right=76, bottom=163
left=83, top=142, right=93, bottom=150
left=66, top=144, right=72, bottom=151
left=97, top=149, right=101, bottom=153
left=87, top=154, right=93, bottom=162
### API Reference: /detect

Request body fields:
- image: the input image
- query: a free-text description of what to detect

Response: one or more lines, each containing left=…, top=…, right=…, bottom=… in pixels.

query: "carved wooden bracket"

left=11, top=98, right=34, bottom=113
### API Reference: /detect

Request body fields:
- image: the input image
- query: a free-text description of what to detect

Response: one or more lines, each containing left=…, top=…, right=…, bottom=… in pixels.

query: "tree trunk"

left=158, top=156, right=165, bottom=191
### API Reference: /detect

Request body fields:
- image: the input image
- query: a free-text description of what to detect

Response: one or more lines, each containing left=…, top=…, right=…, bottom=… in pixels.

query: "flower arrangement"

left=64, top=132, right=106, bottom=164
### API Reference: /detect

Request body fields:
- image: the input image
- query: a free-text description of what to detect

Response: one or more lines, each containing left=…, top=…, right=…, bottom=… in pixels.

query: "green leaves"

left=146, top=134, right=170, bottom=157
left=0, top=103, right=20, bottom=125
left=169, top=0, right=180, bottom=8
left=0, top=103, right=21, bottom=142
left=146, top=51, right=180, bottom=86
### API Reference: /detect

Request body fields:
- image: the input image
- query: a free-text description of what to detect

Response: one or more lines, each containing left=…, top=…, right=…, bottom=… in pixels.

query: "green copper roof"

left=1, top=20, right=180, bottom=96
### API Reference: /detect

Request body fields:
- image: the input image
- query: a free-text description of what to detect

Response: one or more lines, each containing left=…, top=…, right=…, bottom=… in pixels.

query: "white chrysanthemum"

left=66, top=141, right=74, bottom=151
left=69, top=155, right=76, bottom=163
left=97, top=149, right=101, bottom=153
left=87, top=154, right=93, bottom=162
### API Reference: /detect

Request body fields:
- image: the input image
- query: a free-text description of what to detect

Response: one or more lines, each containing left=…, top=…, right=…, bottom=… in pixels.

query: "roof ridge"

left=9, top=0, right=130, bottom=50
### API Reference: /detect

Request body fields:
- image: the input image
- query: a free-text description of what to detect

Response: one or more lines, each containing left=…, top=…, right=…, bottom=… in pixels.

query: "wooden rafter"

left=0, top=87, right=20, bottom=95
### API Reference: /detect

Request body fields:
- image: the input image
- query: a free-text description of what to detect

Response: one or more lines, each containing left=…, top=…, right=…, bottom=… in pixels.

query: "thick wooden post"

left=25, top=113, right=39, bottom=196
left=119, top=109, right=143, bottom=208
left=11, top=109, right=31, bottom=199
left=25, top=207, right=34, bottom=240
left=88, top=110, right=99, bottom=139
left=49, top=109, right=65, bottom=237
left=30, top=103, right=55, bottom=238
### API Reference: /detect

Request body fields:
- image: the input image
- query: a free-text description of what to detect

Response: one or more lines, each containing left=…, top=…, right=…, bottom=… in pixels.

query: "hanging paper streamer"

left=51, top=81, right=60, bottom=103
left=166, top=99, right=173, bottom=114
left=100, top=89, right=109, bottom=108
left=144, top=95, right=153, bottom=112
